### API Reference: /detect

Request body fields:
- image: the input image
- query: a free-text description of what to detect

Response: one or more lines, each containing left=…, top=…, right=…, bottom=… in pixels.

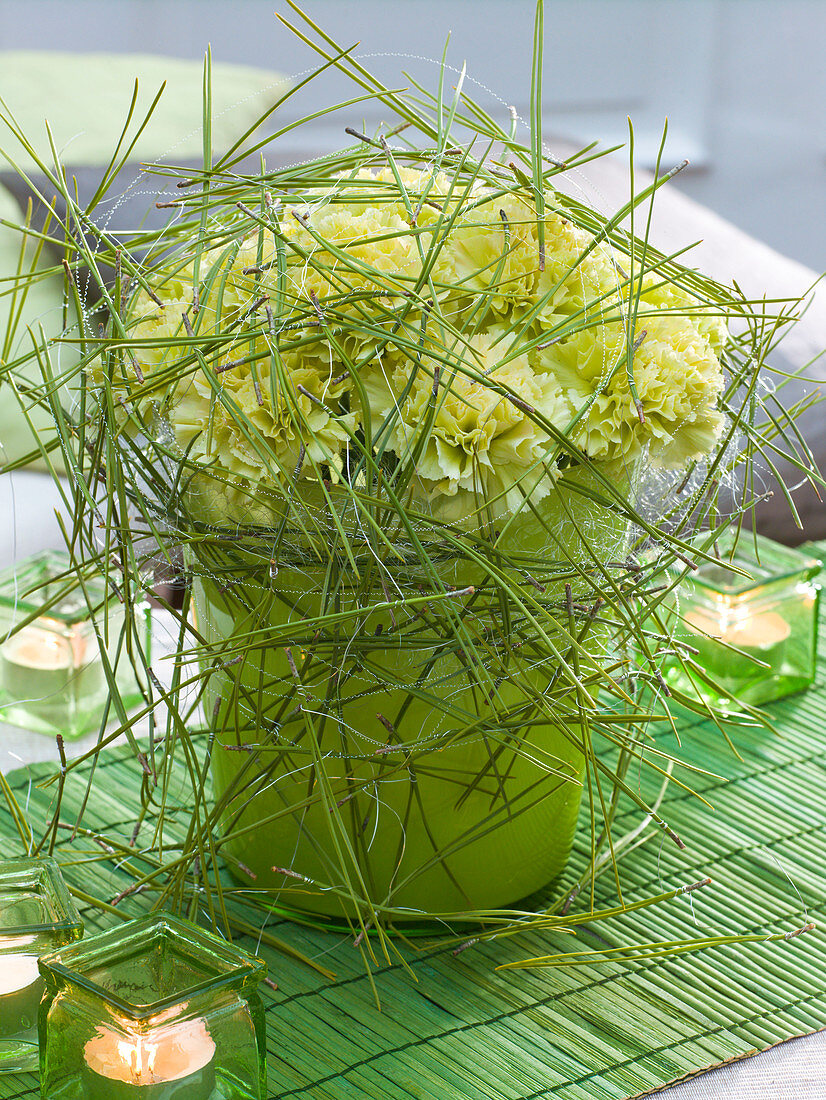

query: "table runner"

left=2, top=549, right=825, bottom=1099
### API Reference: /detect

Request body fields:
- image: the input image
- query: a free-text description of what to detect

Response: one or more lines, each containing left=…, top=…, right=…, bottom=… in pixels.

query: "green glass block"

left=666, top=533, right=822, bottom=707
left=0, top=550, right=150, bottom=739
left=39, top=913, right=268, bottom=1100
left=0, top=857, right=83, bottom=1074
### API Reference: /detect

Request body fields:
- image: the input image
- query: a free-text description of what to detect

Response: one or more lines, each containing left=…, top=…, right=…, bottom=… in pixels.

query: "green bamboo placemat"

left=2, top=551, right=826, bottom=1099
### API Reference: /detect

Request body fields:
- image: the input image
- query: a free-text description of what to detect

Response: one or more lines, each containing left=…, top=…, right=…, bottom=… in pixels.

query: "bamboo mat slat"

left=2, top=544, right=825, bottom=1099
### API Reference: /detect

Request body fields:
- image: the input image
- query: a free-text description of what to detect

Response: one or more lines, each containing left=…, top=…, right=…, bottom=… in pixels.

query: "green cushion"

left=0, top=52, right=289, bottom=471
left=0, top=181, right=69, bottom=472
left=0, top=52, right=289, bottom=171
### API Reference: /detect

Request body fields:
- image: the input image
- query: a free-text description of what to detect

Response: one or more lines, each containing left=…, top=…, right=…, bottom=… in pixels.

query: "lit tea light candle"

left=666, top=534, right=821, bottom=707
left=0, top=549, right=152, bottom=739
left=84, top=1015, right=216, bottom=1099
left=683, top=602, right=791, bottom=682
left=0, top=620, right=97, bottom=714
left=0, top=858, right=83, bottom=1074
left=3, top=621, right=74, bottom=676
left=39, top=912, right=266, bottom=1097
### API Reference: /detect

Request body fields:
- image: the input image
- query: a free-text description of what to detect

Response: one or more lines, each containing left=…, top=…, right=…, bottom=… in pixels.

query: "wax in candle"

left=0, top=955, right=40, bottom=996
left=84, top=1016, right=216, bottom=1100
left=0, top=954, right=42, bottom=1052
left=685, top=608, right=791, bottom=649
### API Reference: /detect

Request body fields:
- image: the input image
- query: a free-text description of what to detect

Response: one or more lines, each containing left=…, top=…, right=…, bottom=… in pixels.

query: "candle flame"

left=709, top=595, right=753, bottom=636
left=117, top=1037, right=158, bottom=1080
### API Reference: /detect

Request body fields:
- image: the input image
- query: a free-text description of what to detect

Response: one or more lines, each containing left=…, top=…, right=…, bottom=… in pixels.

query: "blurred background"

left=1, top=0, right=824, bottom=269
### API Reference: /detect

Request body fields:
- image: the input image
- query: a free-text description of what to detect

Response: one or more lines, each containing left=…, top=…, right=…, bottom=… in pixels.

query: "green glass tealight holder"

left=38, top=912, right=268, bottom=1100
left=0, top=857, right=84, bottom=1074
left=666, top=533, right=822, bottom=707
left=0, top=550, right=151, bottom=739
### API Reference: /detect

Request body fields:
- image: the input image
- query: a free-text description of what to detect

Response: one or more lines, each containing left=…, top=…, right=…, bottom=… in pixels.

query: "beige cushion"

left=553, top=145, right=826, bottom=543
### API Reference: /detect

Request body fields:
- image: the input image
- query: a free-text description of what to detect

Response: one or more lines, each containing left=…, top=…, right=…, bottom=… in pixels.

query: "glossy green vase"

left=193, top=465, right=632, bottom=920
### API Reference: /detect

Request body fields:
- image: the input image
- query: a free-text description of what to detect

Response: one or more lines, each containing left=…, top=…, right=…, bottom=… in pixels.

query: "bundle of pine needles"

left=0, top=1, right=821, bottom=970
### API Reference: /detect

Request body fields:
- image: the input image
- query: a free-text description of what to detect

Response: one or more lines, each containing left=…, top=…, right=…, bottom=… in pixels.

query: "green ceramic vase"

left=193, top=464, right=633, bottom=920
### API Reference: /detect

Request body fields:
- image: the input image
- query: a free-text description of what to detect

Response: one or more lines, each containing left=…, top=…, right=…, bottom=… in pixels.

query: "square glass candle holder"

left=0, top=550, right=151, bottom=739
left=666, top=533, right=822, bottom=707
left=38, top=912, right=268, bottom=1100
left=0, top=856, right=83, bottom=1074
